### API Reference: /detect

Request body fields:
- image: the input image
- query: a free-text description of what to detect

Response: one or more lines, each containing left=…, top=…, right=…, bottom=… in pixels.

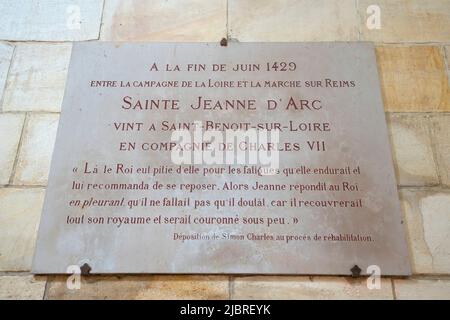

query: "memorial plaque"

left=33, top=42, right=411, bottom=275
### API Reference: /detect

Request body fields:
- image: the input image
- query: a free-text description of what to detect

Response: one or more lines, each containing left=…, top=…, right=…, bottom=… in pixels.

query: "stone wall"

left=0, top=0, right=449, bottom=300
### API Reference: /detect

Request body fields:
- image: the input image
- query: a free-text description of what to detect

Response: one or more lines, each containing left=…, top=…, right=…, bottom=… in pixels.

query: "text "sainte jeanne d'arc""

left=120, top=96, right=323, bottom=111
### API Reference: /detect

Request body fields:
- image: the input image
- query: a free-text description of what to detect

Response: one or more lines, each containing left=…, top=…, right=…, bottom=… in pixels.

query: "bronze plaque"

left=33, top=43, right=411, bottom=275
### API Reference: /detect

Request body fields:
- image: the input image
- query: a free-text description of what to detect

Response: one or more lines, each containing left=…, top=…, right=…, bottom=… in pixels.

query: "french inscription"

left=33, top=43, right=411, bottom=275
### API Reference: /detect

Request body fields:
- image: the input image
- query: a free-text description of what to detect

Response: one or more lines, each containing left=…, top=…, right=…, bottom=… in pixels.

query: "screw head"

left=80, top=263, right=91, bottom=275
left=351, top=265, right=362, bottom=277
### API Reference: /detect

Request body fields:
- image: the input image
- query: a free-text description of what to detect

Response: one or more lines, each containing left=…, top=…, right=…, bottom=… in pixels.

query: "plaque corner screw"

left=350, top=264, right=362, bottom=277
left=80, top=263, right=92, bottom=275
left=220, top=37, right=228, bottom=47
